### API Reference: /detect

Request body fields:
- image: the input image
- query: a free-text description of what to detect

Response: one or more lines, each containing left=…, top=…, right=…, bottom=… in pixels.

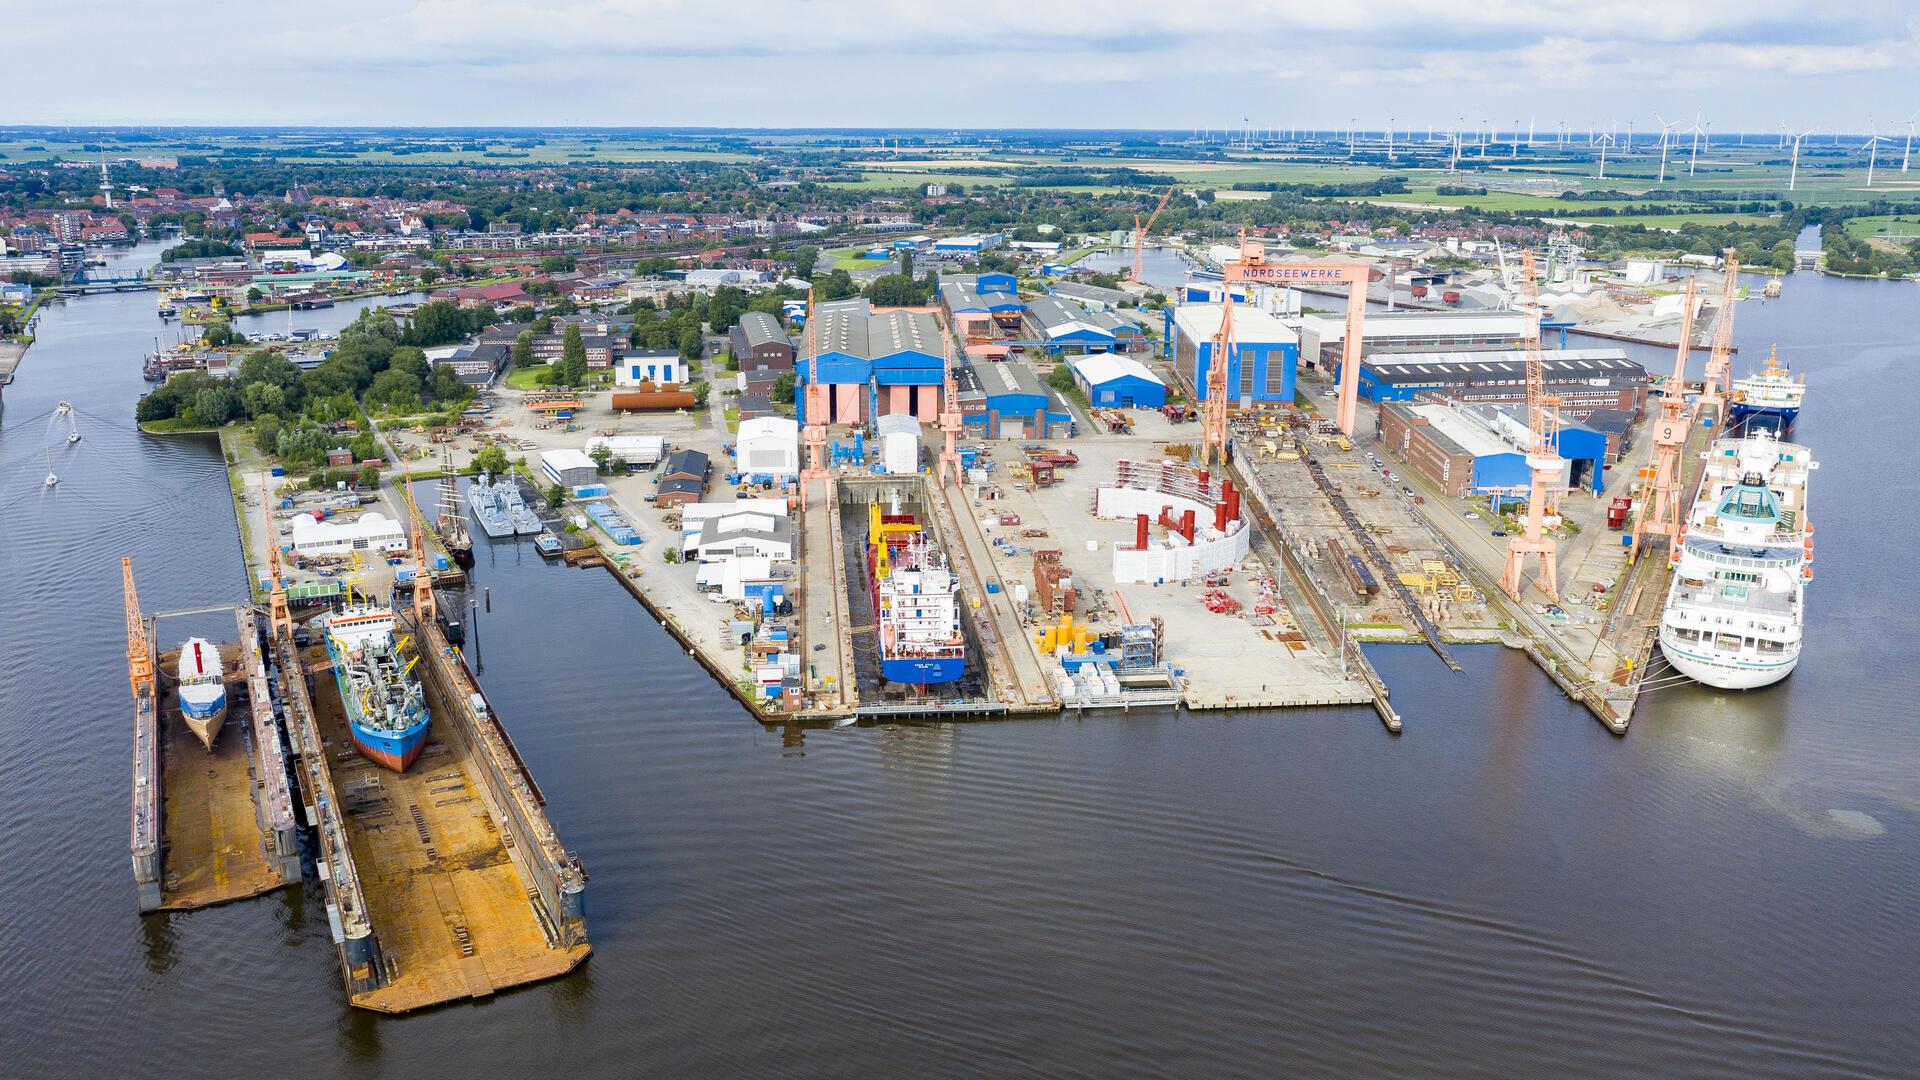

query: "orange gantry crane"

left=1497, top=250, right=1562, bottom=604
left=260, top=477, right=293, bottom=641
left=396, top=475, right=437, bottom=626
left=122, top=556, right=153, bottom=699
left=800, top=285, right=830, bottom=490
left=1695, top=249, right=1740, bottom=420
left=1131, top=186, right=1177, bottom=285
left=1201, top=239, right=1370, bottom=464
left=936, top=331, right=965, bottom=486
left=1628, top=276, right=1699, bottom=564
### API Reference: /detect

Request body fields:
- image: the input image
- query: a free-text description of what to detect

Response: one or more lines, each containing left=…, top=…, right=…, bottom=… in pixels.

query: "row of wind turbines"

left=1203, top=111, right=1917, bottom=192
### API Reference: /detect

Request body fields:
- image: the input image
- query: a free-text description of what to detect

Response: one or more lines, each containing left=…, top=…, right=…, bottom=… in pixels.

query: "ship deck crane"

left=1202, top=239, right=1370, bottom=464
left=260, top=477, right=292, bottom=641
left=1498, top=250, right=1561, bottom=604
left=1628, top=276, right=1699, bottom=564
left=122, top=556, right=153, bottom=698
left=1131, top=186, right=1176, bottom=285
left=1696, top=249, right=1740, bottom=420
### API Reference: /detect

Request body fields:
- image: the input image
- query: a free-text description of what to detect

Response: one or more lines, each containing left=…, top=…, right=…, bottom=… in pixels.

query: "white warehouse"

left=288, top=510, right=408, bottom=558
left=736, top=416, right=800, bottom=479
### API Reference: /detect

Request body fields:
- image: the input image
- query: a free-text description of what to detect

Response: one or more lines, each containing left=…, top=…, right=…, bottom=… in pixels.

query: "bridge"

left=58, top=271, right=157, bottom=295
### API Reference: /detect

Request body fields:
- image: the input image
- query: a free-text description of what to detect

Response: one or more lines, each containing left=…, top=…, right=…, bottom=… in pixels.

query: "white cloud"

left=3, top=1, right=1915, bottom=127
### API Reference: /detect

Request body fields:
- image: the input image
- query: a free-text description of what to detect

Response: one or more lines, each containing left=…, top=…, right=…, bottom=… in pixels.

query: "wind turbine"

left=1787, top=127, right=1816, bottom=191
left=1511, top=119, right=1521, bottom=157
left=1687, top=112, right=1707, bottom=176
left=1387, top=116, right=1396, bottom=160
left=1595, top=131, right=1616, bottom=180
left=1903, top=113, right=1916, bottom=174
left=1654, top=113, right=1680, bottom=184
left=1864, top=121, right=1893, bottom=187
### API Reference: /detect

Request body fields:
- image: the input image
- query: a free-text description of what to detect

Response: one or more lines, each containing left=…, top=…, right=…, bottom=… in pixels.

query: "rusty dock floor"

left=300, top=641, right=589, bottom=1013
left=153, top=643, right=292, bottom=911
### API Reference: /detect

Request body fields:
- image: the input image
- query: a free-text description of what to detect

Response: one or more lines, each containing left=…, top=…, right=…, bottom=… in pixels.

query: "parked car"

left=1464, top=511, right=1481, bottom=520
left=1492, top=529, right=1509, bottom=537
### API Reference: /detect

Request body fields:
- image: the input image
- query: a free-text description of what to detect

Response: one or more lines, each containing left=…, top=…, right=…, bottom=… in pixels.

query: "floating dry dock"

left=130, top=603, right=300, bottom=912
left=126, top=557, right=588, bottom=1013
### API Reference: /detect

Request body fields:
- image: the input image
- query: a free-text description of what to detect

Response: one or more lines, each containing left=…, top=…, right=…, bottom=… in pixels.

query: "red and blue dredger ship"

left=321, top=603, right=431, bottom=771
left=866, top=503, right=966, bottom=686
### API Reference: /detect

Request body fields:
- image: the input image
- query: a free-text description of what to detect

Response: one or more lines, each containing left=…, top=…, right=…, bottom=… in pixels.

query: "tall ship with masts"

left=1656, top=430, right=1816, bottom=690
left=437, top=446, right=473, bottom=566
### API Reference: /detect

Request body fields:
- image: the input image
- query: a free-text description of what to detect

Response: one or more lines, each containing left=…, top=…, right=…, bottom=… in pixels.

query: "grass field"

left=1845, top=214, right=1920, bottom=239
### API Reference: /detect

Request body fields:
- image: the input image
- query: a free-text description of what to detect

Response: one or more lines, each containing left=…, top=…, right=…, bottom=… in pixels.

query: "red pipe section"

left=1135, top=513, right=1149, bottom=550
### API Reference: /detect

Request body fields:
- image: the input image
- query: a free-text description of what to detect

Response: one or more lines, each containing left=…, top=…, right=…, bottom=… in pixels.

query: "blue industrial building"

left=1169, top=302, right=1299, bottom=405
left=1069, top=355, right=1166, bottom=408
left=1381, top=401, right=1609, bottom=496
left=956, top=358, right=1074, bottom=439
left=797, top=298, right=947, bottom=425
left=939, top=272, right=1025, bottom=332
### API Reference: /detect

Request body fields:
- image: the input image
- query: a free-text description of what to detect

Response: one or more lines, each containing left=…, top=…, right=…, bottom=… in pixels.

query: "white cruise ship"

left=1657, top=431, right=1816, bottom=690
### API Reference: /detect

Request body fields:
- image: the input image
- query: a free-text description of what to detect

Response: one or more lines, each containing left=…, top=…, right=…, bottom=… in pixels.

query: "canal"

left=0, top=243, right=1914, bottom=1076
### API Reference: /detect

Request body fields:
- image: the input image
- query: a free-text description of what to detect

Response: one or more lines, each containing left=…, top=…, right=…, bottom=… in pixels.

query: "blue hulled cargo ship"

left=1727, top=347, right=1805, bottom=433
left=866, top=504, right=966, bottom=686
left=321, top=604, right=430, bottom=772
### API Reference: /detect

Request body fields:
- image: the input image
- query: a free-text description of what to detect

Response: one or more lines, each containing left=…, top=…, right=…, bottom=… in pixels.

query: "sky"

left=4, top=0, right=1917, bottom=133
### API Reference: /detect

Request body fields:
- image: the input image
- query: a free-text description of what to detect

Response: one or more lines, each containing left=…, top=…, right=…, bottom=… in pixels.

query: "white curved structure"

left=1097, top=460, right=1250, bottom=584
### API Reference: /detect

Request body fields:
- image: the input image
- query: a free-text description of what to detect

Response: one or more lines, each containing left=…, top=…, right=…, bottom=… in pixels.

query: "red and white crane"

left=800, top=286, right=830, bottom=492
left=1628, top=275, right=1699, bottom=564
left=1131, top=187, right=1177, bottom=286
left=1497, top=250, right=1561, bottom=604
left=1694, top=250, right=1740, bottom=421
left=935, top=331, right=964, bottom=487
left=1200, top=239, right=1370, bottom=465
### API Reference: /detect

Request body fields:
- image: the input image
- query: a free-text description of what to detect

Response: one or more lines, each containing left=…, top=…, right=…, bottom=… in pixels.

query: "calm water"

left=2, top=246, right=1916, bottom=1077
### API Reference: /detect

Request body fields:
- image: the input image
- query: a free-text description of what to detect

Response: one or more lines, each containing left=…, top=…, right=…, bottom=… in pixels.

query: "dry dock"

left=298, top=616, right=588, bottom=1011
left=274, top=614, right=588, bottom=1013
left=131, top=603, right=299, bottom=913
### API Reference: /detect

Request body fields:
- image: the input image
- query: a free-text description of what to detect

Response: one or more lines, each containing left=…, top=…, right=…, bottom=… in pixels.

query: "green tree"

left=545, top=482, right=567, bottom=508
left=1048, top=363, right=1078, bottom=393
left=678, top=327, right=703, bottom=367
left=276, top=423, right=332, bottom=466
left=691, top=380, right=711, bottom=409
left=588, top=444, right=612, bottom=473
left=556, top=323, right=587, bottom=385
left=190, top=385, right=236, bottom=426
left=367, top=368, right=424, bottom=412
left=252, top=415, right=284, bottom=457
left=245, top=287, right=264, bottom=304
left=357, top=464, right=382, bottom=489
left=772, top=371, right=796, bottom=404
left=240, top=380, right=287, bottom=419
left=472, top=445, right=510, bottom=476
left=511, top=329, right=535, bottom=371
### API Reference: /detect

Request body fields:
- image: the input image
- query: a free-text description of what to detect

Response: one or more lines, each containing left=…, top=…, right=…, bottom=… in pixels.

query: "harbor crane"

left=1200, top=239, right=1370, bottom=464
left=122, top=556, right=153, bottom=699
left=1696, top=250, right=1740, bottom=419
left=260, top=477, right=292, bottom=641
left=1131, top=186, right=1177, bottom=285
left=1628, top=275, right=1699, bottom=564
left=396, top=476, right=437, bottom=626
left=800, top=285, right=830, bottom=492
left=1497, top=250, right=1561, bottom=605
left=935, top=331, right=965, bottom=487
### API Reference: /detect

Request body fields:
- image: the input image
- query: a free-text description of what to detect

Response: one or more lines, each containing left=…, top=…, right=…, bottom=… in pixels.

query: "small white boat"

left=44, top=472, right=58, bottom=487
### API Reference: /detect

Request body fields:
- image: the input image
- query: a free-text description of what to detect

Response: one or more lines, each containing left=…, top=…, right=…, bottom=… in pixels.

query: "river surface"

left=2, top=241, right=1916, bottom=1077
